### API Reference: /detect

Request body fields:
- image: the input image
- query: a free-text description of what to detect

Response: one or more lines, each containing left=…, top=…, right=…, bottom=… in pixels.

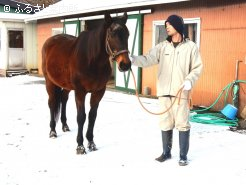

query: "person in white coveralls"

left=131, top=14, right=203, bottom=166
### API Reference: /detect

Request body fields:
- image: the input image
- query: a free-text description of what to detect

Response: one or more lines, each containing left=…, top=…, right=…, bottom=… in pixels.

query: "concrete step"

left=6, top=69, right=29, bottom=77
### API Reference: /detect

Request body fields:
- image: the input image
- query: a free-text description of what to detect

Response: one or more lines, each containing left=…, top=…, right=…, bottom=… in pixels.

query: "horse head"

left=105, top=12, right=131, bottom=72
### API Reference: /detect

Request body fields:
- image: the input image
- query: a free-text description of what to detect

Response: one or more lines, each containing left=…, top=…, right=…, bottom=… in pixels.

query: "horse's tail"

left=53, top=87, right=62, bottom=123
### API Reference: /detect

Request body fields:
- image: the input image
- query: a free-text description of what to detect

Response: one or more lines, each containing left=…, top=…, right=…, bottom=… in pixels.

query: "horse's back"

left=42, top=34, right=77, bottom=90
left=42, top=34, right=76, bottom=52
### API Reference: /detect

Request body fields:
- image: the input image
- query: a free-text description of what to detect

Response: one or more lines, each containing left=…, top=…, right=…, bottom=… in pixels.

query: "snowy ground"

left=0, top=75, right=246, bottom=185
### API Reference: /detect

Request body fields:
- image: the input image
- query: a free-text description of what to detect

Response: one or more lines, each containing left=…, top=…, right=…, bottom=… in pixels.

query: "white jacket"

left=132, top=38, right=203, bottom=98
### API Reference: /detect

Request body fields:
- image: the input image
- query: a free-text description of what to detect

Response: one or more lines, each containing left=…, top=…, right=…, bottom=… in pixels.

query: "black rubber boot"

left=155, top=130, right=173, bottom=162
left=179, top=130, right=190, bottom=166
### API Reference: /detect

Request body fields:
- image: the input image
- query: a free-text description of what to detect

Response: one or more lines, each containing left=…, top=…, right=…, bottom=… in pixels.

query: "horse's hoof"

left=76, top=146, right=86, bottom=155
left=49, top=131, right=57, bottom=138
left=62, top=125, right=70, bottom=132
left=88, top=141, right=97, bottom=152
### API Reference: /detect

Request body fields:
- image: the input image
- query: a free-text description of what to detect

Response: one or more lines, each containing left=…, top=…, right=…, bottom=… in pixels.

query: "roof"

left=25, top=0, right=189, bottom=22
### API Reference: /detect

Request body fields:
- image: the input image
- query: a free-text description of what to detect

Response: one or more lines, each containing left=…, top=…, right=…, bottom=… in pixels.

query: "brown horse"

left=42, top=13, right=131, bottom=154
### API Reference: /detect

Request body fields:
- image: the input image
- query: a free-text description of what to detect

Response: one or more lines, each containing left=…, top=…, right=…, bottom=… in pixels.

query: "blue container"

left=221, top=104, right=238, bottom=120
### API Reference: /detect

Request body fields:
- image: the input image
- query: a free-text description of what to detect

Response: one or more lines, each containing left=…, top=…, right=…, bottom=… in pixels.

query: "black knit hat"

left=165, top=15, right=184, bottom=35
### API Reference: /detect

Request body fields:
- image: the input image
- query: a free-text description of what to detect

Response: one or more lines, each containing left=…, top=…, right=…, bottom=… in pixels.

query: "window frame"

left=152, top=17, right=201, bottom=48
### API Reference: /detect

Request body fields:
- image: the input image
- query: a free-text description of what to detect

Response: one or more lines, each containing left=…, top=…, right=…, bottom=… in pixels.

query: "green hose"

left=190, top=80, right=246, bottom=126
left=190, top=113, right=238, bottom=126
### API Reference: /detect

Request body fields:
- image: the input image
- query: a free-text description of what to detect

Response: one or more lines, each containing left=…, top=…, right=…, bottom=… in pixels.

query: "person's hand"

left=182, top=80, right=192, bottom=91
left=129, top=55, right=136, bottom=63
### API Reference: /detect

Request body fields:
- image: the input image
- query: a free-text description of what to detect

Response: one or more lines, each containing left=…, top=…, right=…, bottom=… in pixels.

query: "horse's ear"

left=122, top=12, right=128, bottom=24
left=105, top=13, right=112, bottom=26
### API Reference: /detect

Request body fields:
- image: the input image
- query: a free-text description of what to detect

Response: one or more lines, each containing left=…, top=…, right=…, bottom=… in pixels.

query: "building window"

left=63, top=20, right=80, bottom=37
left=153, top=18, right=201, bottom=48
left=8, top=30, right=23, bottom=48
left=52, top=28, right=63, bottom=36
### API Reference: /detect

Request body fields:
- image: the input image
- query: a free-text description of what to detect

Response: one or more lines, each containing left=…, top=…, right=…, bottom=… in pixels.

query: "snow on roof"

left=0, top=12, right=33, bottom=22
left=25, top=0, right=188, bottom=22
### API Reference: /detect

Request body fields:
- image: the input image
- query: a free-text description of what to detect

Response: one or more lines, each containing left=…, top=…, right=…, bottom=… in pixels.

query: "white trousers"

left=158, top=97, right=190, bottom=131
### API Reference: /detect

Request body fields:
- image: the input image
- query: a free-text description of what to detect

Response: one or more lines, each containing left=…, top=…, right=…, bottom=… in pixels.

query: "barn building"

left=25, top=0, right=246, bottom=113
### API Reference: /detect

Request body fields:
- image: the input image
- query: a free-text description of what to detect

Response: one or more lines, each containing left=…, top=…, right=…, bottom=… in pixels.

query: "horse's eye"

left=110, top=30, right=117, bottom=36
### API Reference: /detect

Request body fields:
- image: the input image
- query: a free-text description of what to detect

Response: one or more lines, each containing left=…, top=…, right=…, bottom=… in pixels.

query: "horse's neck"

left=86, top=25, right=107, bottom=52
left=76, top=25, right=108, bottom=64
left=90, top=27, right=107, bottom=55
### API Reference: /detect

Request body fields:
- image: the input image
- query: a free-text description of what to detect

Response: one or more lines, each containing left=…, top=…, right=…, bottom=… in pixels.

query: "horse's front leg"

left=61, top=89, right=70, bottom=132
left=87, top=88, right=106, bottom=151
left=75, top=91, right=87, bottom=155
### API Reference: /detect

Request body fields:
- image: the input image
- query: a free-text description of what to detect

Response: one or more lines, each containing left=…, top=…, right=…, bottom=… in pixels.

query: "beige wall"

left=25, top=22, right=37, bottom=70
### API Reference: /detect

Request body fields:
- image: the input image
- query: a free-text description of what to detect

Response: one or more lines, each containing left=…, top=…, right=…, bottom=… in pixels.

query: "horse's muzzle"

left=118, top=61, right=131, bottom=72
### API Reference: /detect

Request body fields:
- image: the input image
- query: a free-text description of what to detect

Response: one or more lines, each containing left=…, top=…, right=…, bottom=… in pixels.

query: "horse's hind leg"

left=61, top=89, right=70, bottom=132
left=87, top=87, right=106, bottom=151
left=45, top=79, right=62, bottom=138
